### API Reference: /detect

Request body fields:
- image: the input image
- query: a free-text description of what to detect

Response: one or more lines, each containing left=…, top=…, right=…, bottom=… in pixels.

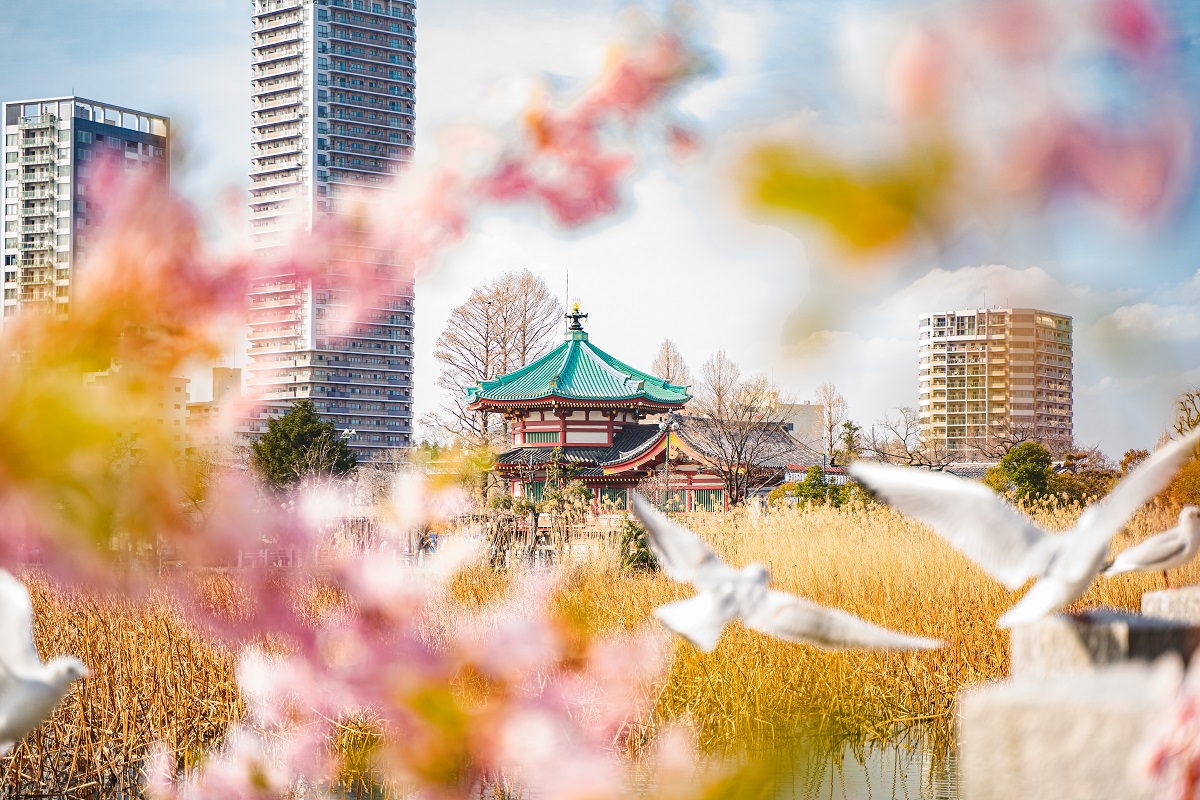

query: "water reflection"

left=784, top=739, right=957, bottom=800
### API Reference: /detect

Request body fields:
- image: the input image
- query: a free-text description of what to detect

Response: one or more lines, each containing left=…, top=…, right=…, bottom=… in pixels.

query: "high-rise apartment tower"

left=918, top=308, right=1073, bottom=457
left=246, top=0, right=417, bottom=459
left=2, top=97, right=168, bottom=324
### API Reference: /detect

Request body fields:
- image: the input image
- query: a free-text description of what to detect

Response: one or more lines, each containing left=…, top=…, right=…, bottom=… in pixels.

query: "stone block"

left=1143, top=587, right=1200, bottom=625
left=1009, top=609, right=1200, bottom=679
left=958, top=663, right=1178, bottom=800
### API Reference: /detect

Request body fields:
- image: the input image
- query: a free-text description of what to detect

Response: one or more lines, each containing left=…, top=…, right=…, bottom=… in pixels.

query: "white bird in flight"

left=848, top=428, right=1200, bottom=628
left=0, top=570, right=88, bottom=753
left=631, top=494, right=942, bottom=653
left=1104, top=506, right=1200, bottom=587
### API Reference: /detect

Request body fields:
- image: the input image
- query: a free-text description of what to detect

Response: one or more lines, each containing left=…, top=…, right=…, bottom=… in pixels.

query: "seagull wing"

left=1105, top=528, right=1189, bottom=576
left=654, top=592, right=740, bottom=653
left=997, top=577, right=1077, bottom=628
left=743, top=590, right=942, bottom=651
left=0, top=571, right=42, bottom=676
left=848, top=461, right=1050, bottom=590
left=632, top=493, right=725, bottom=584
left=1076, top=428, right=1200, bottom=550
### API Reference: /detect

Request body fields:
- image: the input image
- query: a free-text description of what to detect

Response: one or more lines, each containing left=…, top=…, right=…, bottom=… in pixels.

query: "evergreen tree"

left=985, top=441, right=1053, bottom=503
left=251, top=400, right=357, bottom=489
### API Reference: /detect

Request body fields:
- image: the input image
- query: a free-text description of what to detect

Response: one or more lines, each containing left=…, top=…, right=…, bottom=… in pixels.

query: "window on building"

left=664, top=490, right=686, bottom=513
left=599, top=487, right=627, bottom=511
left=693, top=489, right=725, bottom=513
left=525, top=431, right=559, bottom=444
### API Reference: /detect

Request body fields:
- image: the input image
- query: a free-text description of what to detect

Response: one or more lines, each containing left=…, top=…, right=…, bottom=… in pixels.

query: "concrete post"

left=1009, top=610, right=1200, bottom=679
left=1143, top=587, right=1200, bottom=624
left=958, top=662, right=1180, bottom=800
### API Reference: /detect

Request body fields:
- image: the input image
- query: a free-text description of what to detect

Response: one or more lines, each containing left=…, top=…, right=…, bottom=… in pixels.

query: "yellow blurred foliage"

left=741, top=140, right=957, bottom=256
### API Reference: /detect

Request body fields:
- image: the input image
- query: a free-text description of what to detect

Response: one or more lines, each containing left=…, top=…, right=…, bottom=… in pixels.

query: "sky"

left=3, top=0, right=1200, bottom=457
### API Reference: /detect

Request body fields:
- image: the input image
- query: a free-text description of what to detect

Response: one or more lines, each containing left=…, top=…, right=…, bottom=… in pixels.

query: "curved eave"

left=466, top=394, right=687, bottom=413
left=602, top=432, right=714, bottom=474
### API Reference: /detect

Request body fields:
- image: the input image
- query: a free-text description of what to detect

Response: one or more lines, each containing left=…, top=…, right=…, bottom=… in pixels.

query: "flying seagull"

left=630, top=493, right=942, bottom=653
left=0, top=570, right=88, bottom=754
left=1104, top=506, right=1200, bottom=587
left=848, top=428, right=1200, bottom=628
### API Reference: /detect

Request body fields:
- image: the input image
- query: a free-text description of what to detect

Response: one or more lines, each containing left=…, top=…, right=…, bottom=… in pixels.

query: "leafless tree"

left=1176, top=389, right=1200, bottom=436
left=651, top=339, right=691, bottom=386
left=974, top=417, right=1039, bottom=460
left=815, top=381, right=847, bottom=457
left=685, top=351, right=797, bottom=505
left=424, top=270, right=563, bottom=446
left=862, top=406, right=956, bottom=468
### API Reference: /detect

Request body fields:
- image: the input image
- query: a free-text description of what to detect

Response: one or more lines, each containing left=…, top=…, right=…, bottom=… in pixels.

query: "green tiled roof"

left=465, top=330, right=691, bottom=406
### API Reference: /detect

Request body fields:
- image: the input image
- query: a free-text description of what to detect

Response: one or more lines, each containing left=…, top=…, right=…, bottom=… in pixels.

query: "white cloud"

left=1102, top=302, right=1200, bottom=343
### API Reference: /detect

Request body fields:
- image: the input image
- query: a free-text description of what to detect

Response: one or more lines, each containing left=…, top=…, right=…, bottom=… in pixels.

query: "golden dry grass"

left=6, top=499, right=1194, bottom=793
left=3, top=573, right=242, bottom=796
left=549, top=501, right=1198, bottom=754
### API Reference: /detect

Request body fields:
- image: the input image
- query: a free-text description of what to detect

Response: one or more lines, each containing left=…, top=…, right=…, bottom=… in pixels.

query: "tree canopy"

left=651, top=339, right=691, bottom=386
left=688, top=350, right=796, bottom=505
left=768, top=464, right=848, bottom=508
left=251, top=400, right=357, bottom=490
left=425, top=270, right=562, bottom=447
left=985, top=441, right=1053, bottom=503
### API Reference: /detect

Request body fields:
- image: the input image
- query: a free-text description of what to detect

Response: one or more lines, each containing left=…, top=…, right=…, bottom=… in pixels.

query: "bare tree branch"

left=684, top=351, right=797, bottom=504
left=862, top=406, right=956, bottom=468
left=815, top=381, right=847, bottom=457
left=425, top=270, right=563, bottom=448
left=651, top=339, right=691, bottom=386
left=1176, top=389, right=1200, bottom=437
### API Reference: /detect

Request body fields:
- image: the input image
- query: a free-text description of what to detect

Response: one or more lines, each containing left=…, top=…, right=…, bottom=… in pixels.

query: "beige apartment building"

left=918, top=308, right=1073, bottom=457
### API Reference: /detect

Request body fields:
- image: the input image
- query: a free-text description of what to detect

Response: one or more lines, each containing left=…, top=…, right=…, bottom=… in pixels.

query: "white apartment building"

left=918, top=308, right=1073, bottom=456
left=247, top=0, right=416, bottom=460
left=2, top=97, right=168, bottom=324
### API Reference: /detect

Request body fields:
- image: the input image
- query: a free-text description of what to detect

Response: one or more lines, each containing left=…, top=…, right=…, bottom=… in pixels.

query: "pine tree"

left=251, top=400, right=357, bottom=489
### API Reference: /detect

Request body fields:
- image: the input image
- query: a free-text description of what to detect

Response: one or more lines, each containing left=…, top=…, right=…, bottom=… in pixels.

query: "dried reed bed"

left=547, top=501, right=1199, bottom=755
left=2, top=573, right=242, bottom=798
left=4, top=501, right=1192, bottom=794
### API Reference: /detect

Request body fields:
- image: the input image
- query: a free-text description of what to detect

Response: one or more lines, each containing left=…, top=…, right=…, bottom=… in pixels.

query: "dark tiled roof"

left=673, top=416, right=811, bottom=470
left=943, top=462, right=996, bottom=480
left=494, top=424, right=663, bottom=469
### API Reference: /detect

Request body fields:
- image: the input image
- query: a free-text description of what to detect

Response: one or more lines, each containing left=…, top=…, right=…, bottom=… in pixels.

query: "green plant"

left=619, top=517, right=657, bottom=573
left=250, top=400, right=356, bottom=490
left=767, top=466, right=846, bottom=508
left=985, top=441, right=1052, bottom=503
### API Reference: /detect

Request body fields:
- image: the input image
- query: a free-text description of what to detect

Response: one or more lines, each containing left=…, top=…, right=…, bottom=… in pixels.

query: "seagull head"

left=46, top=656, right=89, bottom=687
left=742, top=563, right=770, bottom=585
left=1181, top=506, right=1200, bottom=529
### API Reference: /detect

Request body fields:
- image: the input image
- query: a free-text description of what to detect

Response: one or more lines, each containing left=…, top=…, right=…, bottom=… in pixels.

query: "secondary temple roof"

left=465, top=306, right=691, bottom=409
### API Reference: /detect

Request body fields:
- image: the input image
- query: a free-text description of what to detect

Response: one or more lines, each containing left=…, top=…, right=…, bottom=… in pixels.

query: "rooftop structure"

left=187, top=367, right=244, bottom=456
left=2, top=96, right=168, bottom=325
left=918, top=307, right=1073, bottom=457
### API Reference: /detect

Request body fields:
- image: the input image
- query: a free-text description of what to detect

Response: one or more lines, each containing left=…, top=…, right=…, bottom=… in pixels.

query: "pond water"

left=631, top=735, right=957, bottom=800
left=787, top=740, right=957, bottom=800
